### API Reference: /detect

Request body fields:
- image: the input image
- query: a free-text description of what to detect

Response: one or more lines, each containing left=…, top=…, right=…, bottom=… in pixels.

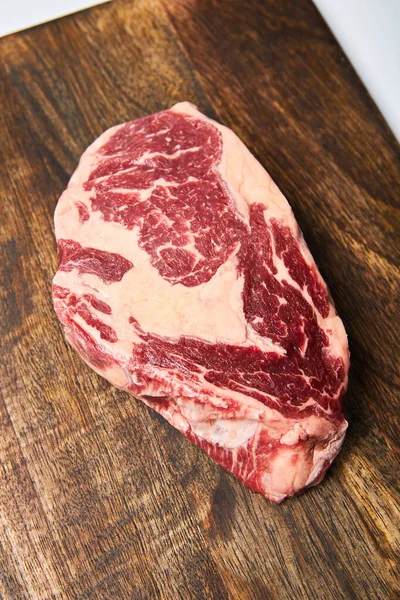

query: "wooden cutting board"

left=0, top=1, right=399, bottom=598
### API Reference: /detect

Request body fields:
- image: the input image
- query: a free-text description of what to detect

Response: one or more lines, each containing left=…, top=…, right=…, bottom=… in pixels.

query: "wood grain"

left=0, top=0, right=399, bottom=598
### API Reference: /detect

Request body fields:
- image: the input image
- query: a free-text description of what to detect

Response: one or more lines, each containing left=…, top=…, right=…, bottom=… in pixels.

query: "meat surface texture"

left=53, top=102, right=349, bottom=502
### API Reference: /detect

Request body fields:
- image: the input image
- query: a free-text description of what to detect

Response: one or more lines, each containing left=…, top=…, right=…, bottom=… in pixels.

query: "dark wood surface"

left=1, top=1, right=399, bottom=598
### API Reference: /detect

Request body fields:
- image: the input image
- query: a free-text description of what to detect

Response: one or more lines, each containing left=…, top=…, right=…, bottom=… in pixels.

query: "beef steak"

left=53, top=102, right=349, bottom=502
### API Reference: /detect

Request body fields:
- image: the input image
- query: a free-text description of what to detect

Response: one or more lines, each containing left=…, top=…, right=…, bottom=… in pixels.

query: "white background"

left=0, top=0, right=110, bottom=38
left=313, top=0, right=400, bottom=142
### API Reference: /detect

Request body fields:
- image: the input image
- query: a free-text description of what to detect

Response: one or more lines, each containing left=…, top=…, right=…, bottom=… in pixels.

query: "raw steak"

left=53, top=102, right=349, bottom=502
